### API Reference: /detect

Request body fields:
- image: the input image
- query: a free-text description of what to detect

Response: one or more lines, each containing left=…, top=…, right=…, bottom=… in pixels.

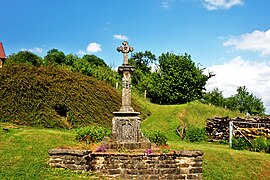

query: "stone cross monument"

left=116, top=41, right=135, bottom=112
left=106, top=41, right=151, bottom=150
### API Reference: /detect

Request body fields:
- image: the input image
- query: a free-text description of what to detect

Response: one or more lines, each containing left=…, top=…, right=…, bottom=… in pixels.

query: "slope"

left=0, top=64, right=142, bottom=129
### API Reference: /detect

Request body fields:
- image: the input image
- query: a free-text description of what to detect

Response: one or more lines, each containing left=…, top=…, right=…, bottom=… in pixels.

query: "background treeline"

left=6, top=49, right=121, bottom=87
left=5, top=49, right=266, bottom=116
left=201, top=87, right=265, bottom=115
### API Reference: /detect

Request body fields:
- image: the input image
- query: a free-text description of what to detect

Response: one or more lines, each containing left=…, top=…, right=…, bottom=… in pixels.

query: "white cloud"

left=77, top=50, right=86, bottom=56
left=223, top=29, right=270, bottom=56
left=203, top=0, right=244, bottom=10
left=161, top=1, right=170, bottom=10
left=77, top=42, right=102, bottom=56
left=205, top=56, right=270, bottom=114
left=86, top=42, right=102, bottom=53
left=113, top=34, right=128, bottom=41
left=21, top=47, right=43, bottom=54
left=161, top=0, right=176, bottom=10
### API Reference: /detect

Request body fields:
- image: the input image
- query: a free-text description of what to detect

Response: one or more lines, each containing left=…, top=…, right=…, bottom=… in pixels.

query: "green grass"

left=138, top=98, right=270, bottom=180
left=140, top=99, right=242, bottom=141
left=0, top=123, right=99, bottom=179
left=1, top=98, right=269, bottom=179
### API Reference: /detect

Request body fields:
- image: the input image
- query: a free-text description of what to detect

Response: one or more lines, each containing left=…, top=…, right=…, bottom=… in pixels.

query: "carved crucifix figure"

left=117, top=41, right=134, bottom=65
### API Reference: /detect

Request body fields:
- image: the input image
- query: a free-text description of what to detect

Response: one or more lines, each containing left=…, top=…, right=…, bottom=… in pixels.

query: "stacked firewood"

left=206, top=116, right=270, bottom=141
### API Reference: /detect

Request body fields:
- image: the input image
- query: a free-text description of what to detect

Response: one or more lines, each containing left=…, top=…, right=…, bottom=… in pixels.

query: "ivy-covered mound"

left=0, top=64, right=142, bottom=129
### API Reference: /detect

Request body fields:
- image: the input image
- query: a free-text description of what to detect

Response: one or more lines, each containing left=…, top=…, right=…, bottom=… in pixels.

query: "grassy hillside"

left=1, top=100, right=269, bottom=179
left=0, top=64, right=143, bottom=129
left=140, top=99, right=243, bottom=141
left=139, top=99, right=270, bottom=179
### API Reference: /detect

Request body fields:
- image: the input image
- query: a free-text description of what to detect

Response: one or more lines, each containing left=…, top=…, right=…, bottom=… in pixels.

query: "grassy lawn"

left=0, top=124, right=98, bottom=179
left=1, top=99, right=269, bottom=179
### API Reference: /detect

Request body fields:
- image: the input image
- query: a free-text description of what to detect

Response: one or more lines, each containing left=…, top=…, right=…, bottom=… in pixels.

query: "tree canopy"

left=6, top=51, right=43, bottom=66
left=148, top=53, right=209, bottom=104
left=202, top=86, right=265, bottom=115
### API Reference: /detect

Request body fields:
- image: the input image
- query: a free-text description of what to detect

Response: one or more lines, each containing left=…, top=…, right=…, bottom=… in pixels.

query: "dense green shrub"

left=251, top=137, right=268, bottom=152
left=232, top=137, right=251, bottom=150
left=75, top=126, right=110, bottom=144
left=184, top=125, right=208, bottom=142
left=143, top=130, right=167, bottom=146
left=232, top=136, right=270, bottom=153
left=0, top=64, right=144, bottom=128
left=266, top=139, right=270, bottom=153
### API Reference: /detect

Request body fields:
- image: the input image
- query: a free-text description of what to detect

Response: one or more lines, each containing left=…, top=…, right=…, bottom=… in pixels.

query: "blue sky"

left=1, top=0, right=270, bottom=113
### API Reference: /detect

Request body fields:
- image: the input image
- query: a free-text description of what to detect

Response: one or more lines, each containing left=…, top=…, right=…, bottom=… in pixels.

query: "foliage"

left=75, top=126, right=110, bottom=144
left=44, top=49, right=66, bottom=66
left=184, top=125, right=208, bottom=142
left=232, top=136, right=270, bottom=153
left=5, top=51, right=43, bottom=66
left=129, top=51, right=157, bottom=95
left=63, top=53, right=79, bottom=66
left=232, top=137, right=251, bottom=150
left=149, top=53, right=209, bottom=104
left=201, top=88, right=225, bottom=107
left=82, top=54, right=108, bottom=67
left=226, top=86, right=265, bottom=115
left=202, top=86, right=265, bottom=115
left=72, top=57, right=120, bottom=86
left=251, top=136, right=269, bottom=152
left=0, top=64, right=143, bottom=128
left=143, top=130, right=167, bottom=146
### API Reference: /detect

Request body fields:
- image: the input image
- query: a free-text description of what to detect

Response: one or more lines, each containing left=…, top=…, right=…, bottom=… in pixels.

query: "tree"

left=44, top=49, right=65, bottom=65
left=129, top=51, right=156, bottom=73
left=201, top=88, right=225, bottom=107
left=226, top=86, right=265, bottom=115
left=64, top=54, right=79, bottom=66
left=129, top=51, right=157, bottom=93
left=82, top=54, right=107, bottom=67
left=149, top=53, right=209, bottom=104
left=5, top=51, right=43, bottom=66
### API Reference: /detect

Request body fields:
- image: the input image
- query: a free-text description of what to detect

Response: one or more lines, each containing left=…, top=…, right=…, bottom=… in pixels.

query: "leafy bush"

left=75, top=126, right=110, bottom=144
left=232, top=137, right=251, bottom=150
left=266, top=139, right=270, bottom=154
left=232, top=136, right=270, bottom=153
left=143, top=130, right=167, bottom=146
left=251, top=136, right=268, bottom=152
left=184, top=125, right=208, bottom=142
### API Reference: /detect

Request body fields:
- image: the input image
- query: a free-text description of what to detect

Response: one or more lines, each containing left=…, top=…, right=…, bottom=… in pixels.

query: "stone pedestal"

left=107, top=112, right=151, bottom=150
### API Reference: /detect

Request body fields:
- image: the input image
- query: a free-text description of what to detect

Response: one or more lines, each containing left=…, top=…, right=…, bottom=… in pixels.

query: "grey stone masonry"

left=118, top=66, right=135, bottom=112
left=48, top=149, right=204, bottom=179
left=48, top=149, right=91, bottom=171
left=107, top=41, right=151, bottom=150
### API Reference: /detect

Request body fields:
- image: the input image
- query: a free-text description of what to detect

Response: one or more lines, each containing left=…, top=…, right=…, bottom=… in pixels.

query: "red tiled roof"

left=0, top=42, right=6, bottom=59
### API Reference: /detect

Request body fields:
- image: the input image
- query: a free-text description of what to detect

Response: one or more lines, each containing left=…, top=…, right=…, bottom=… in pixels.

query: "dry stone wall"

left=48, top=149, right=203, bottom=180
